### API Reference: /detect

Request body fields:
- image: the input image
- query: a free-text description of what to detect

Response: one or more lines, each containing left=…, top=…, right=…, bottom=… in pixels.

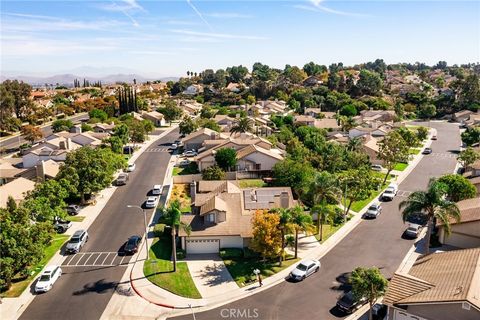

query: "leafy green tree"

left=202, top=165, right=225, bottom=180
left=200, top=106, right=216, bottom=119
left=416, top=126, right=428, bottom=141
left=461, top=127, right=480, bottom=146
left=350, top=267, right=388, bottom=320
left=270, top=208, right=293, bottom=266
left=339, top=168, right=377, bottom=216
left=52, top=119, right=74, bottom=132
left=21, top=125, right=43, bottom=145
left=24, top=179, right=73, bottom=222
left=357, top=70, right=382, bottom=96
left=57, top=147, right=126, bottom=203
left=303, top=62, right=326, bottom=76
left=418, top=104, right=436, bottom=119
left=197, top=118, right=221, bottom=132
left=226, top=65, right=249, bottom=83
left=103, top=136, right=123, bottom=153
left=0, top=84, right=15, bottom=132
left=457, top=74, right=480, bottom=110
left=437, top=174, right=476, bottom=202
left=290, top=206, right=314, bottom=259
left=161, top=200, right=191, bottom=272
left=128, top=120, right=147, bottom=145
left=142, top=119, right=155, bottom=133
left=81, top=123, right=92, bottom=132
left=458, top=146, right=480, bottom=170
left=378, top=131, right=409, bottom=184
left=158, top=100, right=183, bottom=124
left=399, top=179, right=461, bottom=254
left=396, top=127, right=419, bottom=148
left=308, top=171, right=341, bottom=238
left=230, top=117, right=254, bottom=135
left=112, top=123, right=130, bottom=144
left=179, top=116, right=198, bottom=135
left=339, top=104, right=357, bottom=117
left=1, top=80, right=33, bottom=120
left=214, top=148, right=237, bottom=171
left=272, top=159, right=315, bottom=198
left=88, top=108, right=108, bottom=122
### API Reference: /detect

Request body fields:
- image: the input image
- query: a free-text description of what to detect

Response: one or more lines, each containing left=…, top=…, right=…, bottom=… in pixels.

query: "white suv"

left=152, top=185, right=162, bottom=195
left=66, top=230, right=89, bottom=254
left=35, top=265, right=62, bottom=293
left=145, top=196, right=159, bottom=208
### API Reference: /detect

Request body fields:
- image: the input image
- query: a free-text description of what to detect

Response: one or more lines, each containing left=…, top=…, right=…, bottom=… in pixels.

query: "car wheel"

left=302, top=275, right=306, bottom=281
left=315, top=267, right=319, bottom=273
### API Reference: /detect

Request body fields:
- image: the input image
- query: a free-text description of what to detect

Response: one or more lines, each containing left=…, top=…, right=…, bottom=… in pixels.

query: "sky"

left=1, top=0, right=479, bottom=77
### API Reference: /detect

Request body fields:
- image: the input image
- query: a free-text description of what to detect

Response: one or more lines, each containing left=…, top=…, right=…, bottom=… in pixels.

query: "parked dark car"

left=66, top=205, right=80, bottom=216
left=336, top=291, right=367, bottom=314
left=124, top=235, right=142, bottom=255
left=123, top=146, right=134, bottom=155
left=53, top=217, right=72, bottom=233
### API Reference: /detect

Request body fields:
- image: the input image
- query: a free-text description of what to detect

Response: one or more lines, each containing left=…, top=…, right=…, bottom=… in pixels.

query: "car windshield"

left=70, top=237, right=80, bottom=243
left=368, top=205, right=377, bottom=211
left=341, top=292, right=355, bottom=304
left=407, top=227, right=417, bottom=231
left=384, top=189, right=394, bottom=194
left=39, top=274, right=50, bottom=281
left=296, top=264, right=308, bottom=271
left=127, top=238, right=137, bottom=245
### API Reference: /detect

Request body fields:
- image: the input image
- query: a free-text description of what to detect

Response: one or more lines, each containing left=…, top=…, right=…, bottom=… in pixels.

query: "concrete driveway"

left=186, top=254, right=238, bottom=298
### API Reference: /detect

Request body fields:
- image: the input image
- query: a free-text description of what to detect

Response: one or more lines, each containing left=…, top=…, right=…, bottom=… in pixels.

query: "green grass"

left=238, top=179, right=266, bottom=189
left=1, top=235, right=69, bottom=297
left=172, top=167, right=182, bottom=176
left=314, top=224, right=344, bottom=243
left=371, top=171, right=395, bottom=181
left=223, top=256, right=299, bottom=287
left=409, top=148, right=421, bottom=155
left=65, top=215, right=85, bottom=222
left=349, top=182, right=390, bottom=213
left=172, top=163, right=199, bottom=176
left=143, top=235, right=201, bottom=299
left=394, top=162, right=408, bottom=171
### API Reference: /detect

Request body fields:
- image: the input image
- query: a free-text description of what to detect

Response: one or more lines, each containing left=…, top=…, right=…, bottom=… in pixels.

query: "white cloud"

left=170, top=29, right=267, bottom=40
left=294, top=0, right=370, bottom=17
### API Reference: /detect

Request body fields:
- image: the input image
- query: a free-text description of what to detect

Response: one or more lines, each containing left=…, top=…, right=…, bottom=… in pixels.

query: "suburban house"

left=356, top=110, right=396, bottom=124
left=314, top=118, right=341, bottom=130
left=453, top=110, right=474, bottom=123
left=469, top=159, right=480, bottom=177
left=304, top=108, right=323, bottom=118
left=0, top=158, right=27, bottom=185
left=181, top=128, right=227, bottom=151
left=194, top=132, right=283, bottom=171
left=214, top=115, right=236, bottom=132
left=141, top=110, right=166, bottom=127
left=437, top=197, right=480, bottom=248
left=294, top=115, right=316, bottom=126
left=177, top=99, right=203, bottom=115
left=384, top=248, right=480, bottom=320
left=179, top=181, right=295, bottom=254
left=182, top=84, right=203, bottom=95
left=303, top=75, right=322, bottom=87
left=93, top=123, right=116, bottom=134
left=226, top=82, right=242, bottom=93
left=361, top=136, right=382, bottom=165
left=35, top=159, right=61, bottom=182
left=0, top=177, right=36, bottom=208
left=348, top=126, right=390, bottom=139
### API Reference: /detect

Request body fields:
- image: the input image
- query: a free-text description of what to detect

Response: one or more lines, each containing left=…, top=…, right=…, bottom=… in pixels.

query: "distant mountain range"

left=1, top=66, right=179, bottom=86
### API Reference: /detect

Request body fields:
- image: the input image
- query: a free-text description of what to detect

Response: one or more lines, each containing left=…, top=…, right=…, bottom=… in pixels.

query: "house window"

left=255, top=163, right=261, bottom=170
left=206, top=213, right=215, bottom=223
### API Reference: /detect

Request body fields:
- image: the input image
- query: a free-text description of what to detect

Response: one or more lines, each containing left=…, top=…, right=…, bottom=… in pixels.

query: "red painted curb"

left=129, top=260, right=175, bottom=309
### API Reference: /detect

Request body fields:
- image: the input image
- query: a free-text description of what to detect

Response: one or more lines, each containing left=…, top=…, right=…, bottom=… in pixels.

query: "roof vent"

left=462, top=302, right=470, bottom=310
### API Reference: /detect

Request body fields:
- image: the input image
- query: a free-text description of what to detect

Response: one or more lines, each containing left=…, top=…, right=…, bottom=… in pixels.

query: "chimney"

left=66, top=138, right=71, bottom=150
left=211, top=132, right=217, bottom=140
left=59, top=140, right=66, bottom=150
left=280, top=192, right=290, bottom=208
left=36, top=160, right=46, bottom=182
left=190, top=181, right=196, bottom=204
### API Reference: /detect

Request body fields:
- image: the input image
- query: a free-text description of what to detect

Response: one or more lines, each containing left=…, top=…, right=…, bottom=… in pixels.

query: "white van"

left=152, top=185, right=162, bottom=195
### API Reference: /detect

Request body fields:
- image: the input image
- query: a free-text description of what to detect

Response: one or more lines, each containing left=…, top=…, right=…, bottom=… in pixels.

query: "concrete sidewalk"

left=100, top=128, right=435, bottom=319
left=0, top=126, right=178, bottom=320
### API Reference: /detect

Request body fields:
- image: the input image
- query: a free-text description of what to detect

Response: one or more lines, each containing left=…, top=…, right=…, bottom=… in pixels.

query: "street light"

left=127, top=205, right=149, bottom=258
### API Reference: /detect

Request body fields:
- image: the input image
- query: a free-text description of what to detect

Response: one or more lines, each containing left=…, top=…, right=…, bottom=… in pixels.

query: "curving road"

left=19, top=128, right=181, bottom=320
left=171, top=122, right=461, bottom=320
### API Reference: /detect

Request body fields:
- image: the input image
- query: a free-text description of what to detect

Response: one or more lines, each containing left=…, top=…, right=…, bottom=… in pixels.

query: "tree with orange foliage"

left=250, top=210, right=282, bottom=261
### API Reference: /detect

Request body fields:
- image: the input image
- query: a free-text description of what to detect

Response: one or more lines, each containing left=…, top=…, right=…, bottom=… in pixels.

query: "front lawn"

left=223, top=254, right=299, bottom=287
left=172, top=163, right=199, bottom=176
left=66, top=215, right=85, bottom=222
left=1, top=235, right=69, bottom=297
left=238, top=179, right=266, bottom=189
left=394, top=162, right=408, bottom=171
left=144, top=234, right=201, bottom=299
left=314, top=223, right=345, bottom=243
left=170, top=184, right=191, bottom=213
left=409, top=148, right=421, bottom=155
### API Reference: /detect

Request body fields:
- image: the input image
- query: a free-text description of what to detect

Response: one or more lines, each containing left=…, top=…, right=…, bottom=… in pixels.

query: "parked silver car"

left=364, top=203, right=382, bottom=218
left=289, top=259, right=321, bottom=281
left=65, top=230, right=89, bottom=254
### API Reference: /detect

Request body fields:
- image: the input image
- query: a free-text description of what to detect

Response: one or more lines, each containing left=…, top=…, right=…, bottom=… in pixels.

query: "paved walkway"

left=100, top=128, right=438, bottom=319
left=185, top=254, right=237, bottom=298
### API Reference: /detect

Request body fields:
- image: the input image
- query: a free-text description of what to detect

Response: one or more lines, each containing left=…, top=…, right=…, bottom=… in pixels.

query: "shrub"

left=243, top=247, right=260, bottom=259
left=153, top=223, right=166, bottom=237
left=220, top=248, right=244, bottom=259
left=176, top=249, right=186, bottom=260
left=202, top=165, right=225, bottom=180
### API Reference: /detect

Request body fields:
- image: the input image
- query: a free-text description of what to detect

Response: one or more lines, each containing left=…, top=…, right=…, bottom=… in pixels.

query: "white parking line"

left=100, top=252, right=113, bottom=265
left=92, top=253, right=104, bottom=265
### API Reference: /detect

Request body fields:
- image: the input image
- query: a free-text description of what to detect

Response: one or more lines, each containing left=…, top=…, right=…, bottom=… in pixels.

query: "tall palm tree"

left=347, top=137, right=363, bottom=152
left=311, top=204, right=334, bottom=242
left=230, top=117, right=254, bottom=135
left=290, top=206, right=314, bottom=259
left=270, top=208, right=293, bottom=266
left=309, top=171, right=341, bottom=237
left=163, top=200, right=191, bottom=272
left=398, top=179, right=461, bottom=254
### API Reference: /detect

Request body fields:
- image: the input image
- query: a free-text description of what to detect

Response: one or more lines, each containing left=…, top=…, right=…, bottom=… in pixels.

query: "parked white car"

left=183, top=150, right=197, bottom=157
left=371, top=164, right=383, bottom=172
left=152, top=185, right=162, bottom=195
left=35, top=265, right=62, bottom=293
left=145, top=196, right=159, bottom=208
left=126, top=163, right=136, bottom=172
left=289, top=259, right=321, bottom=281
left=381, top=183, right=398, bottom=201
left=364, top=203, right=382, bottom=218
left=405, top=224, right=422, bottom=238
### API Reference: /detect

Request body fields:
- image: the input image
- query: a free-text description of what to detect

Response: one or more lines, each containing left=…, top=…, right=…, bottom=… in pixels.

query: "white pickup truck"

left=381, top=183, right=398, bottom=201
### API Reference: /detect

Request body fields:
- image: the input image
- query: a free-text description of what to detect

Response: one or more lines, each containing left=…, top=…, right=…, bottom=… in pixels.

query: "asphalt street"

left=0, top=113, right=89, bottom=154
left=171, top=121, right=461, bottom=320
left=19, top=128, right=181, bottom=320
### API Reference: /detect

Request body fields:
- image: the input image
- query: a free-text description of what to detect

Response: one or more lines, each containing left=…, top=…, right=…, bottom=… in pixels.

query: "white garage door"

left=186, top=239, right=219, bottom=254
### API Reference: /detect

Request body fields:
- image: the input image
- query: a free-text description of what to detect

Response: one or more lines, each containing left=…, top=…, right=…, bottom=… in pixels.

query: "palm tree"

left=229, top=117, right=254, bottom=135
left=163, top=200, right=191, bottom=272
left=347, top=137, right=363, bottom=152
left=337, top=115, right=357, bottom=132
left=270, top=208, right=293, bottom=266
left=309, top=172, right=341, bottom=238
left=399, top=178, right=461, bottom=254
left=290, top=206, right=314, bottom=259
left=311, top=204, right=334, bottom=242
